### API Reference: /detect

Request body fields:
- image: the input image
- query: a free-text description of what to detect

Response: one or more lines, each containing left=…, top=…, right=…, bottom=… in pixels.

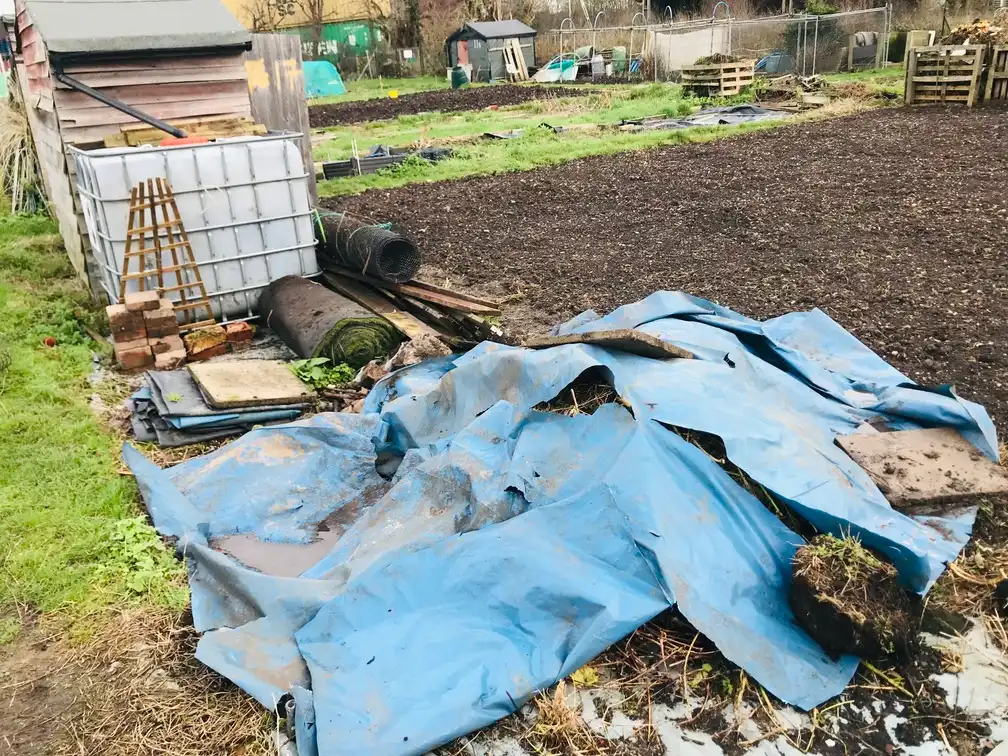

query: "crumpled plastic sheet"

left=125, top=291, right=998, bottom=756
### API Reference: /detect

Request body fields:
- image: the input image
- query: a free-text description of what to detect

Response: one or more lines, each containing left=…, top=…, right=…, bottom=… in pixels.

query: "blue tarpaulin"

left=304, top=60, right=346, bottom=98
left=125, top=291, right=998, bottom=756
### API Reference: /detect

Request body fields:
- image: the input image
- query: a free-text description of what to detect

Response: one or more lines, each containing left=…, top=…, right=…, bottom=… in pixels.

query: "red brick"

left=187, top=342, right=227, bottom=362
left=124, top=290, right=161, bottom=312
left=114, top=340, right=153, bottom=370
left=112, top=326, right=147, bottom=345
left=106, top=304, right=145, bottom=334
left=144, top=307, right=179, bottom=338
left=150, top=334, right=184, bottom=355
left=154, top=349, right=187, bottom=370
left=229, top=340, right=252, bottom=353
left=225, top=322, right=254, bottom=342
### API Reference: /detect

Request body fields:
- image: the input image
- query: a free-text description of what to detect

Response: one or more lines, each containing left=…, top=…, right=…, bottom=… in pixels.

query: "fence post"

left=812, top=15, right=819, bottom=75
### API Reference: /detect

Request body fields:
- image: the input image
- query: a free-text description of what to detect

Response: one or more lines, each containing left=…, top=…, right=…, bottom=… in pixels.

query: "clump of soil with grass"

left=791, top=534, right=919, bottom=659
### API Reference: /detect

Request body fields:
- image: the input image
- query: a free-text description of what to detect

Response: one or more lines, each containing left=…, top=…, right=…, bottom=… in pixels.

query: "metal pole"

left=812, top=15, right=819, bottom=75
left=54, top=71, right=186, bottom=138
left=794, top=17, right=801, bottom=74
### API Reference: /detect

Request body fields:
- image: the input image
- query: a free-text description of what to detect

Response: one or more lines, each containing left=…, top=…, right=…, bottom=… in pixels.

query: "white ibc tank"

left=73, top=134, right=318, bottom=321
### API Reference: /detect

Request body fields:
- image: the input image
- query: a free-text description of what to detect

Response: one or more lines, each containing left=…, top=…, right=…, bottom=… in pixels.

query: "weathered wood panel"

left=14, top=67, right=92, bottom=286
left=244, top=34, right=316, bottom=202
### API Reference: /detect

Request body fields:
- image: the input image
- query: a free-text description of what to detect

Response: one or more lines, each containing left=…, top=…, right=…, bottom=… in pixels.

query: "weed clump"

left=791, top=534, right=919, bottom=659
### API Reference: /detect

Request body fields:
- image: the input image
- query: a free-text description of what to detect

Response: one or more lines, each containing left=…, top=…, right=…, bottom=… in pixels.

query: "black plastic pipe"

left=54, top=71, right=187, bottom=139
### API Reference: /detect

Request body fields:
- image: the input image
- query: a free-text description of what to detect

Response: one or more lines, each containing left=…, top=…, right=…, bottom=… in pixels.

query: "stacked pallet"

left=987, top=45, right=1008, bottom=101
left=904, top=45, right=985, bottom=106
left=106, top=291, right=185, bottom=370
left=681, top=60, right=755, bottom=97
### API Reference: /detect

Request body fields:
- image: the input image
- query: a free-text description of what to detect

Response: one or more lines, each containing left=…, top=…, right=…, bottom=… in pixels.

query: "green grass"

left=0, top=212, right=185, bottom=625
left=313, top=83, right=690, bottom=161
left=319, top=113, right=786, bottom=198
left=310, top=74, right=453, bottom=104
left=823, top=66, right=905, bottom=96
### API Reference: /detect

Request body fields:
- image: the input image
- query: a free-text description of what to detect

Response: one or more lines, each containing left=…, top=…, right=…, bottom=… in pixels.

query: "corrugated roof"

left=23, top=0, right=251, bottom=56
left=465, top=20, right=536, bottom=39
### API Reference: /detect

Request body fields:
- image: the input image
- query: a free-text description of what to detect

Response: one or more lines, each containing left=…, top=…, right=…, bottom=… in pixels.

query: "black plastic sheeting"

left=621, top=104, right=788, bottom=132
left=321, top=145, right=454, bottom=180
left=314, top=211, right=421, bottom=283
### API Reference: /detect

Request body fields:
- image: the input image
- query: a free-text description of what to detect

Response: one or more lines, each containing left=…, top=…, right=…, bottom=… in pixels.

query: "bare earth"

left=329, top=105, right=1008, bottom=431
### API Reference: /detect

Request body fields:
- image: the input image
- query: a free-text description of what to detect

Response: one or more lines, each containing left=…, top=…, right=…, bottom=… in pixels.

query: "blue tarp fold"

left=126, top=291, right=998, bottom=756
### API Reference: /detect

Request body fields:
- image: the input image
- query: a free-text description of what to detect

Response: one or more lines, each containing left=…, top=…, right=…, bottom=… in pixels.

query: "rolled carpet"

left=316, top=211, right=421, bottom=283
left=258, top=276, right=401, bottom=368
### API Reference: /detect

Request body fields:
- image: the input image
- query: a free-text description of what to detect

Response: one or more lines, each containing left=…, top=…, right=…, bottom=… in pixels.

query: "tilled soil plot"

left=308, top=84, right=591, bottom=126
left=328, top=106, right=1008, bottom=431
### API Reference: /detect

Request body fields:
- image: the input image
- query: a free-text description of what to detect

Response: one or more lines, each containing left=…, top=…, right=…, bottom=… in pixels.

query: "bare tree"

left=245, top=0, right=296, bottom=31
left=297, top=0, right=327, bottom=58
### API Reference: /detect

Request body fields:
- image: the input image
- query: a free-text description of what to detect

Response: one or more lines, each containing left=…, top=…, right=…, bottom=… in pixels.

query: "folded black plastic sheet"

left=149, top=370, right=306, bottom=418
left=623, top=104, right=787, bottom=131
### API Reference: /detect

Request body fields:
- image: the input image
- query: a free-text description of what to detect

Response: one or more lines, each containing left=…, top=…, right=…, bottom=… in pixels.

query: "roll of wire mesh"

left=316, top=210, right=421, bottom=283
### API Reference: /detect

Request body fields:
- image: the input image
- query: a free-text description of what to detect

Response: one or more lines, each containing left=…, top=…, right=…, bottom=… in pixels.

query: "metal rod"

left=592, top=11, right=605, bottom=52
left=54, top=71, right=186, bottom=138
left=812, top=15, right=819, bottom=75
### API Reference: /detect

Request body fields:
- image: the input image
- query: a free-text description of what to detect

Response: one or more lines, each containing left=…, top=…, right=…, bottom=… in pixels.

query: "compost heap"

left=941, top=19, right=1008, bottom=45
left=126, top=291, right=998, bottom=756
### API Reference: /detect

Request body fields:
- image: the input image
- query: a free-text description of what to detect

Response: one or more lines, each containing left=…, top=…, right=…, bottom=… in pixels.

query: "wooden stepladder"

left=119, top=177, right=216, bottom=331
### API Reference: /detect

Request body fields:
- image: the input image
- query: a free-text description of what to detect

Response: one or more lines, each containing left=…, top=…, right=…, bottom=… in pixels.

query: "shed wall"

left=15, top=0, right=254, bottom=293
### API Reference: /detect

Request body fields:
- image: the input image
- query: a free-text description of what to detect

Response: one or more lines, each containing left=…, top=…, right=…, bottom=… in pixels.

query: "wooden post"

left=904, top=47, right=917, bottom=104
left=244, top=34, right=317, bottom=204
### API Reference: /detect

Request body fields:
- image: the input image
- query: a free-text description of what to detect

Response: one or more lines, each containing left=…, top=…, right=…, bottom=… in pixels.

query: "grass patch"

left=0, top=212, right=186, bottom=619
left=823, top=67, right=905, bottom=97
left=313, top=83, right=688, bottom=160
left=791, top=533, right=917, bottom=658
left=319, top=116, right=782, bottom=198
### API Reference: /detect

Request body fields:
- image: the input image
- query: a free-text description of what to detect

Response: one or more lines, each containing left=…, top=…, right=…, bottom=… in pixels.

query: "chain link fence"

left=539, top=6, right=891, bottom=80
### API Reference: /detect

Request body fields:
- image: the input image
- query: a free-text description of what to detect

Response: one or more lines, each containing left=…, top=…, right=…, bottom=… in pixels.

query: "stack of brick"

left=105, top=292, right=187, bottom=371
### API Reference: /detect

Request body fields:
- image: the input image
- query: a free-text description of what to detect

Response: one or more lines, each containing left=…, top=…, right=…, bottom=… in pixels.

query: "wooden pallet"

left=986, top=45, right=1008, bottom=102
left=681, top=60, right=755, bottom=97
left=905, top=45, right=985, bottom=107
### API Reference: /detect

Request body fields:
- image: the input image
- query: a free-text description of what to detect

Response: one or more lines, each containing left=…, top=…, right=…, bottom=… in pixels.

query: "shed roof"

left=463, top=20, right=536, bottom=39
left=21, top=0, right=251, bottom=56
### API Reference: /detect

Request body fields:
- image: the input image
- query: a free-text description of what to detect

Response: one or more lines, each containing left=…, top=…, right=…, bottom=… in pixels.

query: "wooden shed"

left=445, top=21, right=536, bottom=83
left=13, top=0, right=254, bottom=292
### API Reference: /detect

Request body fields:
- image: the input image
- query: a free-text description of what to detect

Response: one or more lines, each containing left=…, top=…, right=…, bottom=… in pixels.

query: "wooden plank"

left=324, top=266, right=502, bottom=314
left=53, top=81, right=252, bottom=111
left=836, top=427, right=1008, bottom=512
left=62, top=56, right=247, bottom=76
left=58, top=95, right=254, bottom=128
left=244, top=33, right=315, bottom=203
left=322, top=272, right=441, bottom=342
left=53, top=68, right=248, bottom=90
left=524, top=329, right=694, bottom=360
left=188, top=360, right=312, bottom=408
